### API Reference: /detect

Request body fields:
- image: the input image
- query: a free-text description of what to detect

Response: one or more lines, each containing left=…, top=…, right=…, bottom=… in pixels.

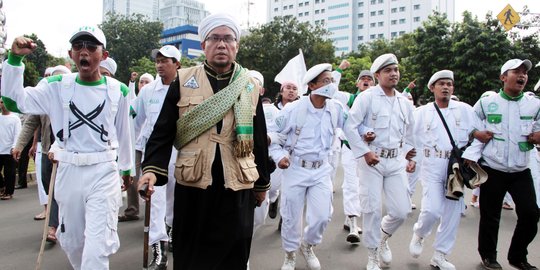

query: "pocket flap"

left=176, top=149, right=201, bottom=167
left=238, top=156, right=257, bottom=169
left=487, top=114, right=502, bottom=124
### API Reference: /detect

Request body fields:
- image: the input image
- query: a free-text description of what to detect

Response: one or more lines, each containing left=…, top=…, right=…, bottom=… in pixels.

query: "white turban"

left=198, top=13, right=241, bottom=41
left=51, top=65, right=72, bottom=75
left=140, top=73, right=154, bottom=82
left=100, top=57, right=117, bottom=76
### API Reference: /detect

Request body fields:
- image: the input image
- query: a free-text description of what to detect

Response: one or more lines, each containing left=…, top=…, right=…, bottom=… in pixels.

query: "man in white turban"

left=138, top=13, right=270, bottom=270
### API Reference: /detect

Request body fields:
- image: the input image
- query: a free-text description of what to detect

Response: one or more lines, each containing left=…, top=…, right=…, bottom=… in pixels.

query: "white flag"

left=274, top=49, right=308, bottom=95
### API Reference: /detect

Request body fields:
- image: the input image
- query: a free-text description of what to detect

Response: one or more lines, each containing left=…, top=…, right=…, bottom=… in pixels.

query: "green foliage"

left=130, top=56, right=156, bottom=78
left=237, top=16, right=335, bottom=99
left=23, top=34, right=48, bottom=76
left=101, top=13, right=163, bottom=83
left=333, top=56, right=372, bottom=93
left=23, top=60, right=39, bottom=87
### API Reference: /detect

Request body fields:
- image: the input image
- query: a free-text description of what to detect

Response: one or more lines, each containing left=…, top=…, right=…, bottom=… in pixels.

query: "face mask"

left=311, top=83, right=337, bottom=98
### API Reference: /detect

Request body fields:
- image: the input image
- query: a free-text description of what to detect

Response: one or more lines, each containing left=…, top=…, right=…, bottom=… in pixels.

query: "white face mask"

left=311, top=83, right=337, bottom=98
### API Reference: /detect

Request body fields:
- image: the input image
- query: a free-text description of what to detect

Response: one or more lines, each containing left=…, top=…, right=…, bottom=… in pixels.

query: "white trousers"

left=268, top=168, right=283, bottom=204
left=54, top=161, right=122, bottom=270
left=280, top=161, right=333, bottom=252
left=149, top=185, right=168, bottom=245
left=35, top=143, right=47, bottom=205
left=530, top=149, right=540, bottom=207
left=254, top=167, right=283, bottom=234
left=341, top=146, right=361, bottom=216
left=357, top=156, right=411, bottom=248
left=413, top=177, right=463, bottom=254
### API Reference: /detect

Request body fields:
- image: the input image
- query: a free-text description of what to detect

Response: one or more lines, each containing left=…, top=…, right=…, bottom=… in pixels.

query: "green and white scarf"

left=174, top=66, right=255, bottom=157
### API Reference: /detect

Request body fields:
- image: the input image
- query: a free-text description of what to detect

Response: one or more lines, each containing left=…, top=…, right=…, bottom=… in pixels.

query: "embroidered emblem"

left=487, top=102, right=498, bottom=113
left=246, top=83, right=254, bottom=93
left=183, top=76, right=199, bottom=89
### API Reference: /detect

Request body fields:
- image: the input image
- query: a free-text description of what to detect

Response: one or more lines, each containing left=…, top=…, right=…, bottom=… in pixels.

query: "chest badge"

left=487, top=102, right=498, bottom=113
left=183, top=76, right=199, bottom=89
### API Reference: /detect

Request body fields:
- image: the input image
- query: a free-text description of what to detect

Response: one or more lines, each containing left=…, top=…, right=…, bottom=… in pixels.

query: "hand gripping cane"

left=139, top=183, right=151, bottom=270
left=35, top=162, right=58, bottom=270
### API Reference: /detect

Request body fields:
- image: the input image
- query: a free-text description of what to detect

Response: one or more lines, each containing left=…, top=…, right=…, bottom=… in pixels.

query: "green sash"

left=174, top=66, right=255, bottom=157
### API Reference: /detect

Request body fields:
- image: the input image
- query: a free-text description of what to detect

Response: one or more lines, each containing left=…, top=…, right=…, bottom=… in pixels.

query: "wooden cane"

left=35, top=162, right=58, bottom=270
left=140, top=184, right=151, bottom=270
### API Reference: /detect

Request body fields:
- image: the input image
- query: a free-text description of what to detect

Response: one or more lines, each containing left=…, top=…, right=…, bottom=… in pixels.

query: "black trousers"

left=17, top=138, right=32, bottom=187
left=479, top=166, right=540, bottom=263
left=0, top=154, right=17, bottom=195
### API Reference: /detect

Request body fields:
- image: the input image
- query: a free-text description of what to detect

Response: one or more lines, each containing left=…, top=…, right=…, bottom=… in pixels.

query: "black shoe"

left=268, top=198, right=279, bottom=219
left=481, top=258, right=502, bottom=270
left=118, top=215, right=139, bottom=222
left=509, top=261, right=538, bottom=270
left=278, top=217, right=282, bottom=231
left=149, top=241, right=168, bottom=270
left=14, top=184, right=27, bottom=189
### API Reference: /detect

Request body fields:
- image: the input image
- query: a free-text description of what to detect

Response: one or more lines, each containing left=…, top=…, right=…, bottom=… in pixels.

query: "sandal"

left=0, top=194, right=13, bottom=200
left=502, top=202, right=514, bottom=210
left=34, top=211, right=47, bottom=220
left=46, top=227, right=57, bottom=244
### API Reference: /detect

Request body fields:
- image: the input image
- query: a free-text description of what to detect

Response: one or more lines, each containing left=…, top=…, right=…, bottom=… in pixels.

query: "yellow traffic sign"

left=497, top=4, right=520, bottom=31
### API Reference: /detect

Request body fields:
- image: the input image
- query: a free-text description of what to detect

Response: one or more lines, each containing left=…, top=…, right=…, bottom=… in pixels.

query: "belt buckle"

left=424, top=149, right=430, bottom=158
left=389, top=149, right=396, bottom=158
left=380, top=149, right=387, bottom=158
left=313, top=161, right=320, bottom=169
left=77, top=154, right=89, bottom=166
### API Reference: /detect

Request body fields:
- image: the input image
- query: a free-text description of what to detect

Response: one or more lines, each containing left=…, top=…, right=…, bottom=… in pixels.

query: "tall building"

left=267, top=0, right=455, bottom=55
left=159, top=0, right=210, bottom=30
left=102, top=0, right=159, bottom=21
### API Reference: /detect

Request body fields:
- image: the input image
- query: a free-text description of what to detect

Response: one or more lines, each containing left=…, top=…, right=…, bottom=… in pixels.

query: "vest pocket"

left=238, top=156, right=259, bottom=184
left=175, top=149, right=203, bottom=183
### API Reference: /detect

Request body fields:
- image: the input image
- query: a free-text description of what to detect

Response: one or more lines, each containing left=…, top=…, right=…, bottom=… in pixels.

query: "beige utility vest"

left=175, top=65, right=260, bottom=191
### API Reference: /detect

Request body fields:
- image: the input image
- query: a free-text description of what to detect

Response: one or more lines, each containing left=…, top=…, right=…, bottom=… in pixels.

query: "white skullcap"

left=44, top=67, right=54, bottom=76
left=70, top=25, right=107, bottom=48
left=248, top=70, right=264, bottom=86
left=500, top=59, right=532, bottom=75
left=357, top=70, right=374, bottom=81
left=370, top=53, right=398, bottom=74
left=100, top=57, right=117, bottom=76
left=303, top=63, right=332, bottom=85
left=140, top=73, right=154, bottom=82
left=428, top=70, right=454, bottom=87
left=151, top=45, right=181, bottom=61
left=51, top=65, right=71, bottom=75
left=198, top=13, right=241, bottom=41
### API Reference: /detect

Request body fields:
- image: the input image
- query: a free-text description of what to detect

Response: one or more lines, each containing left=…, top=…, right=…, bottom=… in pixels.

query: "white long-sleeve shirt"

left=132, top=79, right=170, bottom=152
left=1, top=54, right=133, bottom=174
left=0, top=114, right=21, bottom=154
left=463, top=90, right=540, bottom=172
left=268, top=96, right=344, bottom=163
left=344, top=85, right=416, bottom=159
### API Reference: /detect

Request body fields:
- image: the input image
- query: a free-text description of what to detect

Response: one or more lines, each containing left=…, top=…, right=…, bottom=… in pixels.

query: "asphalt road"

left=1, top=166, right=539, bottom=270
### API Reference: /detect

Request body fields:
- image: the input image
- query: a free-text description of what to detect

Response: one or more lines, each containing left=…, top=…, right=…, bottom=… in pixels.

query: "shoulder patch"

left=120, top=83, right=130, bottom=97
left=46, top=74, right=63, bottom=83
left=183, top=76, right=199, bottom=89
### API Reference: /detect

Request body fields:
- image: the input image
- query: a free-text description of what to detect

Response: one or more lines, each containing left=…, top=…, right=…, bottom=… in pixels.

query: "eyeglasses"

left=316, top=78, right=335, bottom=85
left=205, top=35, right=237, bottom=44
left=71, top=41, right=100, bottom=53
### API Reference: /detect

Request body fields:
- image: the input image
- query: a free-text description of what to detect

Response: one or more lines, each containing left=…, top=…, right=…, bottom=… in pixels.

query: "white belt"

left=291, top=156, right=325, bottom=169
left=372, top=147, right=399, bottom=159
left=55, top=150, right=117, bottom=166
left=424, top=148, right=452, bottom=159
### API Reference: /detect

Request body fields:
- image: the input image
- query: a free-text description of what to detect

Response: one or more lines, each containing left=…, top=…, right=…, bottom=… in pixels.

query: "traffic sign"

left=497, top=4, right=520, bottom=31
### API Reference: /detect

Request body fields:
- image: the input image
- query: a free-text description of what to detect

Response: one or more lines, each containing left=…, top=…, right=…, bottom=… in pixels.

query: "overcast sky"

left=2, top=0, right=538, bottom=57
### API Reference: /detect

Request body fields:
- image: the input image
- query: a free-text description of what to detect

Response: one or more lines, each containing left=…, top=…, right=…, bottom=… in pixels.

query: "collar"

left=373, top=85, right=400, bottom=97
left=76, top=75, right=106, bottom=86
left=499, top=88, right=523, bottom=101
left=204, top=61, right=235, bottom=81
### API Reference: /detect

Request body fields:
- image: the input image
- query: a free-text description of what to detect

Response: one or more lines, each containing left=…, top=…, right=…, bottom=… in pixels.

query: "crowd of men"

left=1, top=11, right=539, bottom=270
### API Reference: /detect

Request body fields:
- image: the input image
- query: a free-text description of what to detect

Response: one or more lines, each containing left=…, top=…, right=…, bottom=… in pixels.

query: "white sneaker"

left=430, top=250, right=456, bottom=270
left=379, top=231, right=392, bottom=265
left=411, top=203, right=417, bottom=210
left=301, top=242, right=321, bottom=270
left=409, top=233, right=424, bottom=258
left=367, top=248, right=382, bottom=270
left=281, top=251, right=296, bottom=270
left=343, top=216, right=362, bottom=234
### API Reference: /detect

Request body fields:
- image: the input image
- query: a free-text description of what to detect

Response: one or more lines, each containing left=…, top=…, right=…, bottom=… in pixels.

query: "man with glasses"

left=344, top=53, right=417, bottom=270
left=1, top=26, right=133, bottom=269
left=269, top=63, right=344, bottom=270
left=137, top=13, right=270, bottom=269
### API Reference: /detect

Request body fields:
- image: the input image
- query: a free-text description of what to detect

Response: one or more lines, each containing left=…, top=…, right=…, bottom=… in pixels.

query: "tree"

left=130, top=56, right=156, bottom=79
left=23, top=60, right=39, bottom=87
left=101, top=13, right=163, bottom=83
left=236, top=16, right=334, bottom=99
left=24, top=34, right=48, bottom=76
